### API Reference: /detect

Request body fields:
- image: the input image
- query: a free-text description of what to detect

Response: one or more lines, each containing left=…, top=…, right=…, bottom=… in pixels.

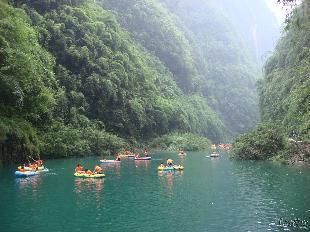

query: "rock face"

left=287, top=141, right=310, bottom=166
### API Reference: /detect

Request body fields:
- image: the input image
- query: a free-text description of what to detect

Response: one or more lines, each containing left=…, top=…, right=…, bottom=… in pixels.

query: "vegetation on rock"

left=233, top=1, right=309, bottom=163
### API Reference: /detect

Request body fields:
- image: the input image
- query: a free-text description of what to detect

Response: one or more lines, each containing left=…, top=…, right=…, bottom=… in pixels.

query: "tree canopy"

left=0, top=0, right=267, bottom=162
left=233, top=1, right=310, bottom=161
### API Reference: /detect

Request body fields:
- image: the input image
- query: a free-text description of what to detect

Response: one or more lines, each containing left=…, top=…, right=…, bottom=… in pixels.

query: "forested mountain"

left=233, top=0, right=310, bottom=162
left=101, top=0, right=199, bottom=93
left=102, top=0, right=260, bottom=136
left=259, top=1, right=309, bottom=138
left=0, top=0, right=278, bottom=162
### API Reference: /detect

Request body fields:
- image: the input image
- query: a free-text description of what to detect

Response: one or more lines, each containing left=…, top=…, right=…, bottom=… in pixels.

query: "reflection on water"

left=158, top=170, right=184, bottom=177
left=15, top=175, right=42, bottom=193
left=178, top=155, right=185, bottom=165
left=158, top=170, right=184, bottom=195
left=74, top=178, right=104, bottom=193
left=100, top=163, right=121, bottom=176
left=74, top=178, right=105, bottom=207
left=134, top=160, right=150, bottom=171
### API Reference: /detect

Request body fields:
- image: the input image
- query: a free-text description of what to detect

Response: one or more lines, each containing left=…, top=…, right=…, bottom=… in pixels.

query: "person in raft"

left=32, top=157, right=43, bottom=167
left=18, top=166, right=26, bottom=172
left=144, top=149, right=149, bottom=157
left=93, top=165, right=103, bottom=174
left=29, top=163, right=38, bottom=171
left=167, top=158, right=173, bottom=167
left=75, top=164, right=84, bottom=173
left=84, top=169, right=93, bottom=175
left=159, top=162, right=165, bottom=168
left=115, top=155, right=121, bottom=161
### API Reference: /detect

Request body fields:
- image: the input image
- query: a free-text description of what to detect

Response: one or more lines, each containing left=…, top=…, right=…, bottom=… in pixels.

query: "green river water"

left=0, top=152, right=309, bottom=232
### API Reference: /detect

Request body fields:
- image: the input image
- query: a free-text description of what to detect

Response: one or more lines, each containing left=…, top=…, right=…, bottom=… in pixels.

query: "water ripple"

left=0, top=153, right=309, bottom=232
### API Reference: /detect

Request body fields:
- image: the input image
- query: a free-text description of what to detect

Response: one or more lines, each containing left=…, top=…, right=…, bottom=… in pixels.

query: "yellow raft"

left=158, top=165, right=184, bottom=171
left=74, top=172, right=105, bottom=178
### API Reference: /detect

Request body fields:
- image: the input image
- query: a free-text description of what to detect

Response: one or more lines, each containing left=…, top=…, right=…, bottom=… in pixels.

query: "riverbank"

left=0, top=132, right=214, bottom=165
left=271, top=140, right=310, bottom=166
left=231, top=122, right=310, bottom=166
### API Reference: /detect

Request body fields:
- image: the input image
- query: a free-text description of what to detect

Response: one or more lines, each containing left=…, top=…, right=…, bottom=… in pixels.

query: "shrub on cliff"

left=232, top=122, right=287, bottom=160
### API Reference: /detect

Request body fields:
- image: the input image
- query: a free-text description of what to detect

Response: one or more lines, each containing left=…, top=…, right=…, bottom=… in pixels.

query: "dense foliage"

left=232, top=122, right=286, bottom=160
left=2, top=0, right=282, bottom=163
left=0, top=0, right=129, bottom=161
left=101, top=0, right=260, bottom=137
left=0, top=2, right=55, bottom=162
left=233, top=1, right=309, bottom=161
left=101, top=0, right=198, bottom=93
left=3, top=0, right=252, bottom=162
left=149, top=133, right=211, bottom=151
left=259, top=1, right=310, bottom=140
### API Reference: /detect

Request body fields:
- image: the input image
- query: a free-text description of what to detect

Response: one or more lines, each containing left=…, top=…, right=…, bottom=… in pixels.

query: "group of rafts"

left=73, top=150, right=185, bottom=179
left=14, top=147, right=223, bottom=178
left=14, top=150, right=186, bottom=179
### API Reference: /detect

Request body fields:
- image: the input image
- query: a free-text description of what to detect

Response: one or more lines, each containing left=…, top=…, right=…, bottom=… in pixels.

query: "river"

left=0, top=152, right=309, bottom=232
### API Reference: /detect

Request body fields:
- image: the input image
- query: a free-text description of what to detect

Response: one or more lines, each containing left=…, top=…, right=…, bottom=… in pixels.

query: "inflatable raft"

left=19, top=166, right=48, bottom=172
left=178, top=153, right=186, bottom=156
left=210, top=153, right=219, bottom=157
left=15, top=171, right=38, bottom=177
left=158, top=165, right=184, bottom=171
left=74, top=172, right=105, bottom=178
left=119, top=154, right=135, bottom=158
left=134, top=157, right=151, bottom=160
left=100, top=159, right=120, bottom=163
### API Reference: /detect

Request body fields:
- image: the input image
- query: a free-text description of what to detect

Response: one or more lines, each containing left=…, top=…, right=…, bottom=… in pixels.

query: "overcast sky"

left=265, top=0, right=302, bottom=25
left=265, top=0, right=286, bottom=24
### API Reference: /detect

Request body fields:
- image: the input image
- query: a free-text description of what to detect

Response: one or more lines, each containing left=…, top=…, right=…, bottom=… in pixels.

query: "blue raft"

left=15, top=171, right=38, bottom=177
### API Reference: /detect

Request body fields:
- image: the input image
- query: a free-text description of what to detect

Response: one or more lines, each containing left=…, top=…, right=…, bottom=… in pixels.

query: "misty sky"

left=265, top=0, right=302, bottom=24
left=265, top=0, right=286, bottom=24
